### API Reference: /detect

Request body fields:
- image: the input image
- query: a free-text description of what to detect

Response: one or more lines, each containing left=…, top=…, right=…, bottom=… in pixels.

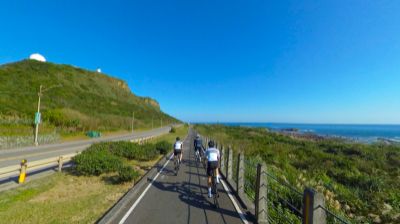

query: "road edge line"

left=118, top=133, right=189, bottom=224
left=220, top=179, right=250, bottom=224
left=118, top=153, right=174, bottom=224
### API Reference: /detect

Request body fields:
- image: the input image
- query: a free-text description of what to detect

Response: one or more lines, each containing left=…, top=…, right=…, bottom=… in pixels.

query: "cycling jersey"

left=206, top=147, right=220, bottom=162
left=194, top=138, right=203, bottom=148
left=174, top=141, right=183, bottom=150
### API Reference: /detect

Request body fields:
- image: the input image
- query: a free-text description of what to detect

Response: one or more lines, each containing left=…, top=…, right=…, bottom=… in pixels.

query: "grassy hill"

left=0, top=60, right=178, bottom=138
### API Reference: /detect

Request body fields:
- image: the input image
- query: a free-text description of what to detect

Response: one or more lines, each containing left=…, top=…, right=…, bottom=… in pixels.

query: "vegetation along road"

left=0, top=126, right=173, bottom=169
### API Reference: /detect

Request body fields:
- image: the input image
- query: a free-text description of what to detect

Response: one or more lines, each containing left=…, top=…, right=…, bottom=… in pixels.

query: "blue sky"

left=1, top=0, right=400, bottom=124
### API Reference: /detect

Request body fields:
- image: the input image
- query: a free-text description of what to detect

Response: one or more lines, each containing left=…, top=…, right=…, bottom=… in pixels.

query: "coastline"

left=212, top=122, right=400, bottom=144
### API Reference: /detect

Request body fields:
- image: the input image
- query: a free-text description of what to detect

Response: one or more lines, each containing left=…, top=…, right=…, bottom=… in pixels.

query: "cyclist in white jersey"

left=174, top=137, right=183, bottom=163
left=205, top=140, right=220, bottom=198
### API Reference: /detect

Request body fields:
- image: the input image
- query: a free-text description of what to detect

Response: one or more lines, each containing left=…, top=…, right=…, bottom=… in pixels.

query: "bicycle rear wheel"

left=212, top=174, right=219, bottom=207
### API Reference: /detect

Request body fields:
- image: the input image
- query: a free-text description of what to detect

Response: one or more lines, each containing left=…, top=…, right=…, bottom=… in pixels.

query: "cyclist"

left=193, top=134, right=204, bottom=162
left=205, top=140, right=220, bottom=198
left=174, top=137, right=183, bottom=164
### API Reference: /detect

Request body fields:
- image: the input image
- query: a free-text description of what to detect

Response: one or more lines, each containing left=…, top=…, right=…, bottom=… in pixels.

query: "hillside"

left=0, top=60, right=178, bottom=135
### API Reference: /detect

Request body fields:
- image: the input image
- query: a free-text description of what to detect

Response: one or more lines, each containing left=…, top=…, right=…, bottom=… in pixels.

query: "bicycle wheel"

left=212, top=174, right=219, bottom=208
left=174, top=157, right=178, bottom=175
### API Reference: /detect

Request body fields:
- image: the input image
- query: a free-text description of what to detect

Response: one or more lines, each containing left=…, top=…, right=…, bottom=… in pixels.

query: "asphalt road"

left=0, top=126, right=172, bottom=168
left=118, top=129, right=244, bottom=224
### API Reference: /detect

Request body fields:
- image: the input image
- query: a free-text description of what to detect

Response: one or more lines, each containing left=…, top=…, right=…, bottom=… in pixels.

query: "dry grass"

left=0, top=173, right=131, bottom=224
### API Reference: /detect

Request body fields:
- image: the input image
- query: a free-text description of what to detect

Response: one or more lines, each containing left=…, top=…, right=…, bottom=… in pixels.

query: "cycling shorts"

left=207, top=161, right=219, bottom=176
left=174, top=149, right=182, bottom=156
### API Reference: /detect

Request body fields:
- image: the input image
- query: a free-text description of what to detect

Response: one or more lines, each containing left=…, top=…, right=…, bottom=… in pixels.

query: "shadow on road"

left=148, top=179, right=240, bottom=221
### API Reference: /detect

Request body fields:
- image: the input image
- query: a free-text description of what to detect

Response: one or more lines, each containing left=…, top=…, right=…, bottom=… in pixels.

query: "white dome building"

left=29, top=53, right=46, bottom=62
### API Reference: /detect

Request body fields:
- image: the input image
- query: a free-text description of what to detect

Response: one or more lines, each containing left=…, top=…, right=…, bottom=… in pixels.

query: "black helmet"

left=176, top=137, right=180, bottom=141
left=208, top=140, right=215, bottom=148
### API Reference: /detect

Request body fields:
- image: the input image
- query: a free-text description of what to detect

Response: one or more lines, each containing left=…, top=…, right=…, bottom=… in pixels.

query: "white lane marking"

left=119, top=134, right=189, bottom=224
left=119, top=153, right=173, bottom=224
left=220, top=179, right=249, bottom=224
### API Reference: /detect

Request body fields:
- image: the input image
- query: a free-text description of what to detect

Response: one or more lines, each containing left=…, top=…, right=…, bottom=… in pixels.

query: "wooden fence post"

left=303, top=188, right=326, bottom=224
left=255, top=163, right=268, bottom=224
left=227, top=147, right=233, bottom=180
left=220, top=146, right=225, bottom=175
left=237, top=152, right=244, bottom=197
left=58, top=156, right=63, bottom=172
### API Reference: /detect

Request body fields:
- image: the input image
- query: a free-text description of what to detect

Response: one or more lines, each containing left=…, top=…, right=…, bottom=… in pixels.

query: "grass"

left=0, top=125, right=188, bottom=223
left=195, top=124, right=400, bottom=223
left=0, top=173, right=131, bottom=224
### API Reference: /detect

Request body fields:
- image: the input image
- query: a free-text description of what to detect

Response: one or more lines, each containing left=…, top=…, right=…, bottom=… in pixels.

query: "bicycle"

left=211, top=167, right=219, bottom=207
left=174, top=153, right=181, bottom=175
left=200, top=148, right=207, bottom=169
left=194, top=147, right=202, bottom=164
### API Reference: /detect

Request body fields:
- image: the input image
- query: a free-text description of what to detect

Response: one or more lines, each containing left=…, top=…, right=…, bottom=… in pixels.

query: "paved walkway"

left=119, top=130, right=244, bottom=224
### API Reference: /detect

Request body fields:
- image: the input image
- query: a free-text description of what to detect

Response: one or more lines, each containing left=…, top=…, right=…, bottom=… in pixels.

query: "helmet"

left=208, top=140, right=215, bottom=148
left=196, top=134, right=200, bottom=138
left=176, top=137, right=180, bottom=141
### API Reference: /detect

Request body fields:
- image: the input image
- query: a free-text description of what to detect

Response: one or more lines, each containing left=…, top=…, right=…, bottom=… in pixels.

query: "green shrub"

left=170, top=127, right=176, bottom=133
left=155, top=140, right=171, bottom=155
left=118, top=166, right=140, bottom=183
left=108, top=141, right=141, bottom=159
left=135, top=143, right=158, bottom=161
left=73, top=143, right=122, bottom=176
left=107, top=141, right=158, bottom=161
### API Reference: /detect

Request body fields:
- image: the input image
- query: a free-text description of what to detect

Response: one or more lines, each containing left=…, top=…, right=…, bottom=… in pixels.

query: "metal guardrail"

left=0, top=152, right=78, bottom=181
left=0, top=136, right=155, bottom=184
left=202, top=134, right=352, bottom=224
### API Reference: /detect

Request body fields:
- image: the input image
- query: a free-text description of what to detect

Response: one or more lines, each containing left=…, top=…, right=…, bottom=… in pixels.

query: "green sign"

left=34, top=112, right=41, bottom=124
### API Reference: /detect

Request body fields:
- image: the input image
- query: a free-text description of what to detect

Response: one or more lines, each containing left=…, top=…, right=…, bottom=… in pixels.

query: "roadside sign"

left=34, top=112, right=41, bottom=124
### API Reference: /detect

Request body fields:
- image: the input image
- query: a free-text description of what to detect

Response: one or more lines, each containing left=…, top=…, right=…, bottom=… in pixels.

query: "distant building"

left=96, top=68, right=102, bottom=73
left=29, top=53, right=46, bottom=62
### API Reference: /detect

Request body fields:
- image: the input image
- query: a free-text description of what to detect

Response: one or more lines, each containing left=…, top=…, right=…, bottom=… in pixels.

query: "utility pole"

left=132, top=112, right=135, bottom=134
left=34, top=85, right=43, bottom=146
left=33, top=84, right=62, bottom=146
left=152, top=117, right=154, bottom=129
left=161, top=118, right=163, bottom=128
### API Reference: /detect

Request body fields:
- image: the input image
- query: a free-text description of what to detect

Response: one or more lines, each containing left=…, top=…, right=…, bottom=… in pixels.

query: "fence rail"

left=202, top=134, right=351, bottom=224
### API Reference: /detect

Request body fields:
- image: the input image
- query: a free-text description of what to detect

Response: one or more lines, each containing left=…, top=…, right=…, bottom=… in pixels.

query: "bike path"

left=119, top=130, right=244, bottom=224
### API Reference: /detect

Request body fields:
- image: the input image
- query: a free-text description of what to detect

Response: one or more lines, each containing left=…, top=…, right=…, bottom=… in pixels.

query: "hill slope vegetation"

left=0, top=60, right=178, bottom=134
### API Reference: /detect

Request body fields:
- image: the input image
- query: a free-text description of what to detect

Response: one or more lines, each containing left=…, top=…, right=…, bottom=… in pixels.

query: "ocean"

left=220, top=123, right=400, bottom=143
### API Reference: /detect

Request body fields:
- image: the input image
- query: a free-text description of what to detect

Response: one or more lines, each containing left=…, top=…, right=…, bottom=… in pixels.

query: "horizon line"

left=189, top=121, right=400, bottom=125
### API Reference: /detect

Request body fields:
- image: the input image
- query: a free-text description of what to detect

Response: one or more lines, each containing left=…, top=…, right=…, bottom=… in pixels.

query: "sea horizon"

left=195, top=122, right=400, bottom=143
